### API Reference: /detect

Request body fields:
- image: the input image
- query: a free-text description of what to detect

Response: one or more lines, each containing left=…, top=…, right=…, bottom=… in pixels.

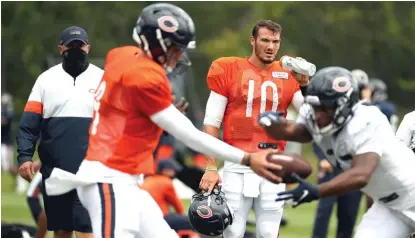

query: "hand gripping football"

left=266, top=151, right=312, bottom=183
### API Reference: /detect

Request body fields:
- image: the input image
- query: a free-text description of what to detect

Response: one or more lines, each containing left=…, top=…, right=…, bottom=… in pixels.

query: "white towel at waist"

left=45, top=160, right=141, bottom=196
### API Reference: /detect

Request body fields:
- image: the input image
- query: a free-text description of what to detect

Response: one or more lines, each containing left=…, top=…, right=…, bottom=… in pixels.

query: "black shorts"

left=41, top=179, right=92, bottom=232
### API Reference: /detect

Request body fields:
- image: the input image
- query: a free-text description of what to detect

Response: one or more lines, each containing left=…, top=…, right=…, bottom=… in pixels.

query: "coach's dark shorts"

left=41, top=179, right=92, bottom=232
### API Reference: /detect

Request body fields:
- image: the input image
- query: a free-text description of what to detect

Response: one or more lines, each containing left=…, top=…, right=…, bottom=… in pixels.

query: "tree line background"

left=2, top=1, right=415, bottom=121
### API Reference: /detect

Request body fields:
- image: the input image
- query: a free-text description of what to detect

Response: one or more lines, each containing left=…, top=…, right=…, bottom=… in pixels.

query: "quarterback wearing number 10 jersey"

left=207, top=57, right=301, bottom=170
left=204, top=56, right=303, bottom=237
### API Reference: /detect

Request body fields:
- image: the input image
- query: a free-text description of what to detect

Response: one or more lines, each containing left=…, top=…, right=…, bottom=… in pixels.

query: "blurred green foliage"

left=2, top=1, right=415, bottom=120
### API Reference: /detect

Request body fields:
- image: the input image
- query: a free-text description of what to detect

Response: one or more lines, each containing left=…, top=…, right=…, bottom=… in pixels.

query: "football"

left=266, top=151, right=312, bottom=183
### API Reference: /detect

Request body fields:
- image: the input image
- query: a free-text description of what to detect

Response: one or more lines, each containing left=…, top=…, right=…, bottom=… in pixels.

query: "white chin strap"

left=318, top=123, right=336, bottom=135
left=166, top=66, right=174, bottom=73
left=309, top=108, right=337, bottom=136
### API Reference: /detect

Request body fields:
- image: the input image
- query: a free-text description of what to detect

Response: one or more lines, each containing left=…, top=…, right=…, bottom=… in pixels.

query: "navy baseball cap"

left=60, top=26, right=88, bottom=46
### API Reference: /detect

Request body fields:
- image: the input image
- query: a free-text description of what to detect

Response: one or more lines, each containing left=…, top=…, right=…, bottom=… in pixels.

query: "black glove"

left=258, top=111, right=285, bottom=127
left=276, top=173, right=320, bottom=208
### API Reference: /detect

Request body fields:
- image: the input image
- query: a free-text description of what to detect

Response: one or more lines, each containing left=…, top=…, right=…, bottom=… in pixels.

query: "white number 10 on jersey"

left=246, top=80, right=279, bottom=117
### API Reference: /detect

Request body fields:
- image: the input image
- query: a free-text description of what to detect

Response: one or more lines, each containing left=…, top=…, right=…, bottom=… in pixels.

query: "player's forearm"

left=263, top=119, right=312, bottom=143
left=203, top=125, right=220, bottom=168
left=291, top=90, right=304, bottom=111
left=202, top=90, right=230, bottom=167
left=205, top=156, right=218, bottom=168
left=284, top=122, right=311, bottom=142
left=318, top=168, right=369, bottom=197
left=151, top=105, right=246, bottom=164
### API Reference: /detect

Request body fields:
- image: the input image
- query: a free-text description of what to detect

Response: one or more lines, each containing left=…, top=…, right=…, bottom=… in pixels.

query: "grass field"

left=1, top=144, right=368, bottom=237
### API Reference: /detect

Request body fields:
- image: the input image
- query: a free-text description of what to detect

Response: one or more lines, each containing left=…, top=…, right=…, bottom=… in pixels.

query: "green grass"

left=1, top=144, right=368, bottom=237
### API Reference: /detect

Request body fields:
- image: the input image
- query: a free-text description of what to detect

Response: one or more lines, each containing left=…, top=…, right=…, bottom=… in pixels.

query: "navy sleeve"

left=16, top=112, right=42, bottom=167
left=312, top=142, right=326, bottom=161
left=375, top=102, right=397, bottom=122
left=388, top=103, right=397, bottom=120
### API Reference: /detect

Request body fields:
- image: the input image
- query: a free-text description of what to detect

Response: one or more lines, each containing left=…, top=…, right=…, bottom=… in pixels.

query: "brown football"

left=266, top=151, right=312, bottom=183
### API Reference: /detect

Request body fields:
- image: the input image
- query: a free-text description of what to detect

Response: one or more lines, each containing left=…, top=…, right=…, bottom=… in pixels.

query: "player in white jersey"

left=396, top=110, right=415, bottom=152
left=258, top=66, right=415, bottom=237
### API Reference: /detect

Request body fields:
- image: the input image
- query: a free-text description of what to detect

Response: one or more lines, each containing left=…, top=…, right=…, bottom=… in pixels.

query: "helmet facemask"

left=132, top=23, right=195, bottom=76
left=162, top=41, right=192, bottom=77
left=305, top=88, right=356, bottom=136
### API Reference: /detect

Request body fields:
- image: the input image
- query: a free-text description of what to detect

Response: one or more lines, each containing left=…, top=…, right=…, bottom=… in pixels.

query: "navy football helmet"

left=369, top=78, right=388, bottom=102
left=188, top=187, right=234, bottom=236
left=132, top=3, right=196, bottom=73
left=351, top=69, right=369, bottom=93
left=304, top=66, right=360, bottom=135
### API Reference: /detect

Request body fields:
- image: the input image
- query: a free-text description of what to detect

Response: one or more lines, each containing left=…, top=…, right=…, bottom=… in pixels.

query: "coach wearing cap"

left=17, top=26, right=104, bottom=238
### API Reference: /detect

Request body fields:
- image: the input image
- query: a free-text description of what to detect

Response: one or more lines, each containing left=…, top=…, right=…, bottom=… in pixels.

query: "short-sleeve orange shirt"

left=85, top=46, right=172, bottom=175
left=207, top=57, right=300, bottom=152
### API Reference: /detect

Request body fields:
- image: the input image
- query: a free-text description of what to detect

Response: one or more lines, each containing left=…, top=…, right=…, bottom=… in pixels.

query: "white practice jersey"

left=396, top=110, right=415, bottom=152
left=297, top=103, right=415, bottom=210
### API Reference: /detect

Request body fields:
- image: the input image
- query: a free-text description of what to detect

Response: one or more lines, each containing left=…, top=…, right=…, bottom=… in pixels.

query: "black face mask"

left=62, top=47, right=89, bottom=78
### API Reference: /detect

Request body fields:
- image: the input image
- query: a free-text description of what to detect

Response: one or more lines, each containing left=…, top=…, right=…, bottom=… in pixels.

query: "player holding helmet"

left=198, top=19, right=315, bottom=238
left=45, top=4, right=284, bottom=237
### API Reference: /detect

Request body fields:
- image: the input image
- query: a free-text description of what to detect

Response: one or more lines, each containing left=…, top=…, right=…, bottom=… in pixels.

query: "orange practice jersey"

left=85, top=46, right=172, bottom=175
left=140, top=175, right=184, bottom=217
left=207, top=57, right=300, bottom=152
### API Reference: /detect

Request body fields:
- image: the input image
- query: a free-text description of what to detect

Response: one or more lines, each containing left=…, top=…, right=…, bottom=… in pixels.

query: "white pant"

left=222, top=171, right=285, bottom=238
left=355, top=202, right=415, bottom=238
left=77, top=183, right=178, bottom=238
left=1, top=144, right=14, bottom=172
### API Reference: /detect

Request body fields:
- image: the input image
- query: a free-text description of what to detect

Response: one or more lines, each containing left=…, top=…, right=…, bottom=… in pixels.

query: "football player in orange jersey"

left=44, top=4, right=285, bottom=238
left=199, top=20, right=310, bottom=238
